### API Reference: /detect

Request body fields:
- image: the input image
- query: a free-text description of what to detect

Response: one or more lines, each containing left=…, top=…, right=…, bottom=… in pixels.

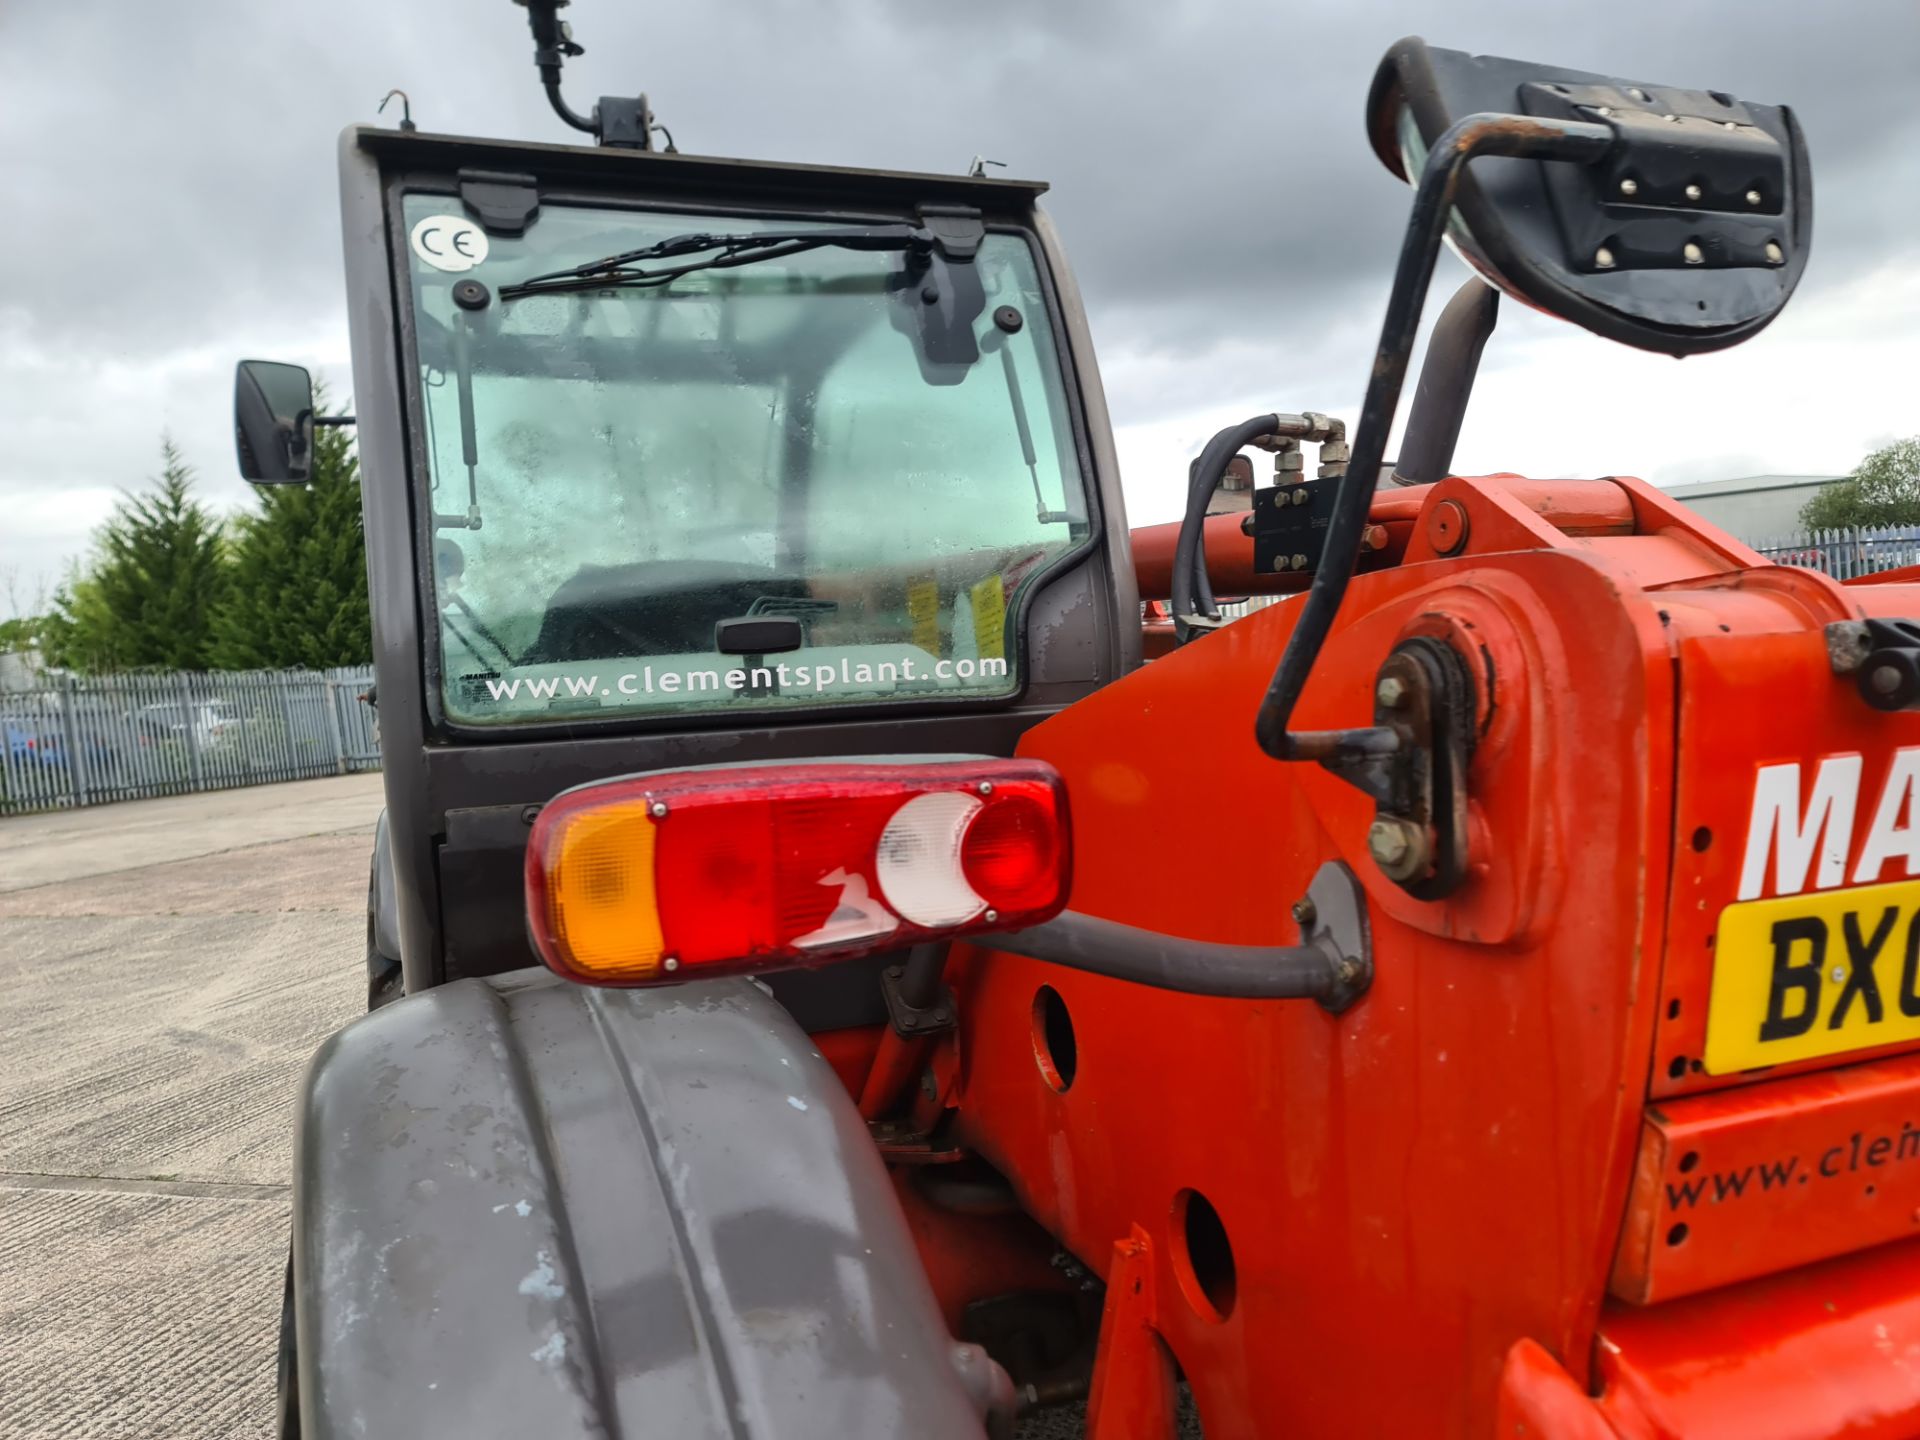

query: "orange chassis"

left=846, top=472, right=1920, bottom=1437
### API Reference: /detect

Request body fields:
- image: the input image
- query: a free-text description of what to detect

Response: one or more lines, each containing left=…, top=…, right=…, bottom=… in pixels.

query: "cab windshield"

left=400, top=195, right=1089, bottom=726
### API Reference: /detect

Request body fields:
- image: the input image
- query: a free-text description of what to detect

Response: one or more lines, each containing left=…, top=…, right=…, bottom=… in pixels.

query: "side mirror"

left=234, top=359, right=315, bottom=483
left=1366, top=38, right=1811, bottom=356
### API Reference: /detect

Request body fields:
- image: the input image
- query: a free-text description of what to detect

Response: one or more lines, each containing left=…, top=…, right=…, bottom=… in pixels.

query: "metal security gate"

left=0, top=666, right=379, bottom=817
left=1752, top=527, right=1920, bottom=581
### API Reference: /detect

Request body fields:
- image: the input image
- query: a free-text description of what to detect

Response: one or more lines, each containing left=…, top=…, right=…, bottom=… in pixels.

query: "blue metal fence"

left=0, top=665, right=378, bottom=817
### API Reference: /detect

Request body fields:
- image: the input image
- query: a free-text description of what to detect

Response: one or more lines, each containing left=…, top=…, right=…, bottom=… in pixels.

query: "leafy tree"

left=40, top=441, right=229, bottom=671
left=1800, top=437, right=1920, bottom=531
left=211, top=402, right=371, bottom=669
left=0, top=567, right=46, bottom=653
left=0, top=617, right=40, bottom=651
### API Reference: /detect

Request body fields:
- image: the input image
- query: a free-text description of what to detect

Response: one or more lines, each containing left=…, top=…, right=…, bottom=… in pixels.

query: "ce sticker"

left=410, top=214, right=489, bottom=273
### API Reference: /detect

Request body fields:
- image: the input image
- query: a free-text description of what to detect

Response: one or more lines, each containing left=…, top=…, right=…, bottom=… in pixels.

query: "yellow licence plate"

left=1705, top=878, right=1920, bottom=1074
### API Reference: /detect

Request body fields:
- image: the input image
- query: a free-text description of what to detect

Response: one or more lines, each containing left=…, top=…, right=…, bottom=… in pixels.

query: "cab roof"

left=348, top=125, right=1050, bottom=214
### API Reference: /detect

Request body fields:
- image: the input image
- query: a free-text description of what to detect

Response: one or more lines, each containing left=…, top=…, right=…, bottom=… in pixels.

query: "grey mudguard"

left=294, top=968, right=1001, bottom=1438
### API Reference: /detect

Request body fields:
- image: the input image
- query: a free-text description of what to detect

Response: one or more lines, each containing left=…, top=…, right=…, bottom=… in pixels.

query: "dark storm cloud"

left=1, top=0, right=1917, bottom=589
left=7, top=0, right=1916, bottom=354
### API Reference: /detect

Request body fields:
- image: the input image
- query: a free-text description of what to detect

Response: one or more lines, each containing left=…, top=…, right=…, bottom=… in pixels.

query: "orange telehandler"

left=248, top=11, right=1920, bottom=1437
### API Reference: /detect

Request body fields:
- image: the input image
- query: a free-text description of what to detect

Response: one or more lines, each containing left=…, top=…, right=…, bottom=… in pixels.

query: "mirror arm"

left=1252, top=112, right=1614, bottom=763
left=314, top=415, right=357, bottom=427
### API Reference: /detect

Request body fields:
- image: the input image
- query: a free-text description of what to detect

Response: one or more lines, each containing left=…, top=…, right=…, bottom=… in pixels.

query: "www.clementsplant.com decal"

left=1664, top=1122, right=1920, bottom=1217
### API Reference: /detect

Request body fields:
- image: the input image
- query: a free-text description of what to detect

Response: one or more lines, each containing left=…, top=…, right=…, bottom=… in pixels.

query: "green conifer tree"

left=41, top=440, right=229, bottom=671
left=212, top=402, right=372, bottom=669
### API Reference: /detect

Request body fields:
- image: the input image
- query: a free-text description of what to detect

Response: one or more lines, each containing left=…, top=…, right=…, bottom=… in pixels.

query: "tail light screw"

left=977, top=781, right=994, bottom=796
left=663, top=956, right=679, bottom=973
left=983, top=909, right=998, bottom=924
left=649, top=801, right=668, bottom=818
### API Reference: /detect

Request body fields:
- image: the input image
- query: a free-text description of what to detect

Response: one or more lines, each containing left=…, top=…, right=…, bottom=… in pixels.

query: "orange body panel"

left=1495, top=1339, right=1619, bottom=1440
left=811, top=1023, right=881, bottom=1099
left=1595, top=1240, right=1920, bottom=1438
left=1613, top=1052, right=1920, bottom=1304
left=933, top=474, right=1920, bottom=1434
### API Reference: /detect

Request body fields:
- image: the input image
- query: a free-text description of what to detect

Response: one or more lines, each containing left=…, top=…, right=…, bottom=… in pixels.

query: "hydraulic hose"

left=982, top=911, right=1347, bottom=1002
left=1171, top=415, right=1281, bottom=644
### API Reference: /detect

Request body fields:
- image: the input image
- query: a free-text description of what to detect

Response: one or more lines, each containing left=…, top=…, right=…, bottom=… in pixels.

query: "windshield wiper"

left=499, top=225, right=934, bottom=301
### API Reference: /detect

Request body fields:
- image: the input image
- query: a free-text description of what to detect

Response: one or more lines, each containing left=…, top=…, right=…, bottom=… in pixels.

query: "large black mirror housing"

left=234, top=359, right=316, bottom=483
left=1367, top=38, right=1812, bottom=356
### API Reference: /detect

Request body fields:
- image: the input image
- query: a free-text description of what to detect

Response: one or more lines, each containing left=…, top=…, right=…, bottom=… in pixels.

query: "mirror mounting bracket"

left=1520, top=82, right=1790, bottom=276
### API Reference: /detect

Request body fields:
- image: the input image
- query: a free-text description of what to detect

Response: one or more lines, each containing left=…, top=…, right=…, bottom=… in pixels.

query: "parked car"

left=2, top=715, right=63, bottom=768
left=131, top=698, right=253, bottom=751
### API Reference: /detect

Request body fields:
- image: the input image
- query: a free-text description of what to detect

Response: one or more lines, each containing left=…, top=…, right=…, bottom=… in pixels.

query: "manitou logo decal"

left=1739, top=749, right=1920, bottom=901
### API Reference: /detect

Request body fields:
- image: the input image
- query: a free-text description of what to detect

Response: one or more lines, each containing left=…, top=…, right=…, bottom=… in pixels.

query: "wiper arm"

left=499, top=225, right=930, bottom=301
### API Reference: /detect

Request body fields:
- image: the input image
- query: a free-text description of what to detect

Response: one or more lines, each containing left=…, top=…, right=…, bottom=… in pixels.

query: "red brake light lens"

left=525, top=760, right=1071, bottom=986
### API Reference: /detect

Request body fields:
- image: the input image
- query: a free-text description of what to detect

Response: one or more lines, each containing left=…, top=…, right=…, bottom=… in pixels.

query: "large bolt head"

left=1375, top=675, right=1407, bottom=709
left=1367, top=819, right=1411, bottom=867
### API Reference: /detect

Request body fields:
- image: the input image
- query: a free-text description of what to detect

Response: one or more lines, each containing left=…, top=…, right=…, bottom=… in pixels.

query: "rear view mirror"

left=234, top=359, right=315, bottom=483
left=1366, top=38, right=1811, bottom=356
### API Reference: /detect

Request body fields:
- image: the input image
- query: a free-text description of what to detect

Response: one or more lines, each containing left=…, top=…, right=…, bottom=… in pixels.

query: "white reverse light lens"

left=875, top=792, right=986, bottom=928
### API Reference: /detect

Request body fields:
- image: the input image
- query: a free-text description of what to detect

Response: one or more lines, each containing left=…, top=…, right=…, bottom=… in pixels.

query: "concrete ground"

left=0, top=775, right=382, bottom=1439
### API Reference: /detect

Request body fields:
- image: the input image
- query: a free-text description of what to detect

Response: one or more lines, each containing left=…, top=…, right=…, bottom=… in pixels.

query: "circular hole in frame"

left=1173, top=1189, right=1237, bottom=1322
left=1032, top=986, right=1077, bottom=1092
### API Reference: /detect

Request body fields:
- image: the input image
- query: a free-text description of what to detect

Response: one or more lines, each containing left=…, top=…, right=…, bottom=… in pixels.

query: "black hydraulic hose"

left=1171, top=415, right=1280, bottom=644
left=1251, top=112, right=1614, bottom=759
left=982, top=911, right=1343, bottom=1001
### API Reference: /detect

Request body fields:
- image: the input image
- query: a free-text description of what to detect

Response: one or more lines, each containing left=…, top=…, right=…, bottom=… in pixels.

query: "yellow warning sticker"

left=908, top=579, right=940, bottom=654
left=970, top=574, right=1006, bottom=660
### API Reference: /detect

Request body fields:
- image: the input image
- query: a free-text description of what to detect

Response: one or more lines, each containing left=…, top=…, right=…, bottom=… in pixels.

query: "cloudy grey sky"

left=3, top=0, right=1917, bottom=613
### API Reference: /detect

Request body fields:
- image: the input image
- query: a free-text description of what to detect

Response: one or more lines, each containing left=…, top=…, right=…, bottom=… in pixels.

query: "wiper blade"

left=499, top=225, right=930, bottom=301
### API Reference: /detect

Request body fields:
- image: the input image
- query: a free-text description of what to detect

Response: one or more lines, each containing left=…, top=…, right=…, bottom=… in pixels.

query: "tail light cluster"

left=525, top=760, right=1071, bottom=986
